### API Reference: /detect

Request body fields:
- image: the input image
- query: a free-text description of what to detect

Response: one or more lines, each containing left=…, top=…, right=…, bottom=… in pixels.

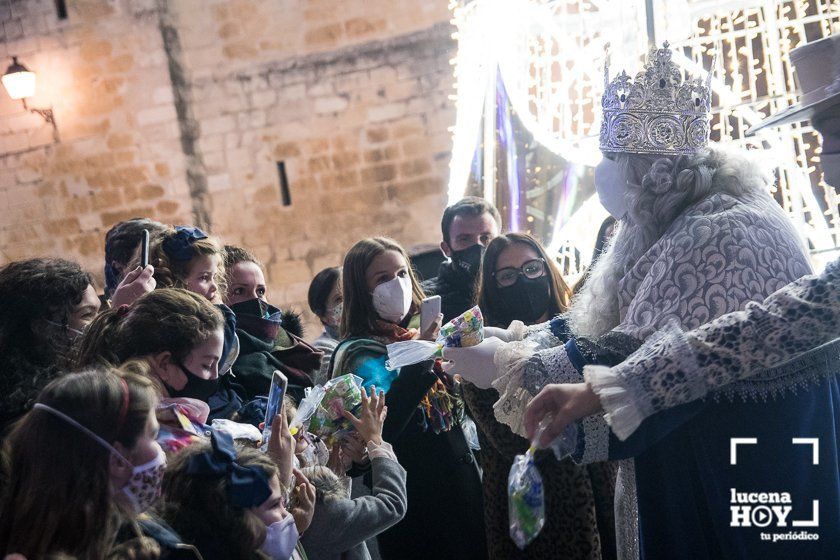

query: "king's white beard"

left=567, top=218, right=658, bottom=338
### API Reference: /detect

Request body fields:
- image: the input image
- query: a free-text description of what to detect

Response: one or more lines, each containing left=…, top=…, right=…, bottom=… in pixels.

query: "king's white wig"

left=568, top=145, right=776, bottom=338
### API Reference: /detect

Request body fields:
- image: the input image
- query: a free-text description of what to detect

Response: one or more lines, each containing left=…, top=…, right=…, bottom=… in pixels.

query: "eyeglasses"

left=492, top=258, right=547, bottom=287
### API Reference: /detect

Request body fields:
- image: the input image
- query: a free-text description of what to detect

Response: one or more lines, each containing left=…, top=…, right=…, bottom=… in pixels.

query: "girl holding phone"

left=330, top=237, right=486, bottom=560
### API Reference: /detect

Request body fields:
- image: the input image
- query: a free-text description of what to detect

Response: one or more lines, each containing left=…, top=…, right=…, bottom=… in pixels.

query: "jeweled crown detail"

left=600, top=42, right=713, bottom=155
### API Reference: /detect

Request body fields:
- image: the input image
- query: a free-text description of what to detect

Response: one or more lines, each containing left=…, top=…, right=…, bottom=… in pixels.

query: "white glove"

left=483, top=326, right=518, bottom=343
left=441, top=337, right=507, bottom=389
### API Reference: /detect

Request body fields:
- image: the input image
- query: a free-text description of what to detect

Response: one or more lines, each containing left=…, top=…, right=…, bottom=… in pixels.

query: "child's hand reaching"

left=342, top=386, right=387, bottom=446
left=289, top=468, right=316, bottom=534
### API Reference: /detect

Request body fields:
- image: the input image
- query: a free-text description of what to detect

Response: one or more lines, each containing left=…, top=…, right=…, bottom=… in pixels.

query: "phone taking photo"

left=140, top=229, right=150, bottom=269
left=420, top=295, right=442, bottom=332
left=263, top=370, right=289, bottom=440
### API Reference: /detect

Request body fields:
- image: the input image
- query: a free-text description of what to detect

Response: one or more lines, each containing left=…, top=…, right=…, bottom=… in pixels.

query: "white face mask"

left=821, top=152, right=840, bottom=189
left=372, top=276, right=413, bottom=323
left=594, top=157, right=629, bottom=219
left=260, top=514, right=299, bottom=560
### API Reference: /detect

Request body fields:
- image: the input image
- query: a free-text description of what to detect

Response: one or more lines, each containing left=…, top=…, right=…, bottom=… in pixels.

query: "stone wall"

left=0, top=0, right=455, bottom=333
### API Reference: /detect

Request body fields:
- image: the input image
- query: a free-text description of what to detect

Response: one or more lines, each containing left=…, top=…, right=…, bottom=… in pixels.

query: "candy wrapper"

left=385, top=306, right=485, bottom=370
left=508, top=415, right=577, bottom=549
left=307, top=374, right=363, bottom=442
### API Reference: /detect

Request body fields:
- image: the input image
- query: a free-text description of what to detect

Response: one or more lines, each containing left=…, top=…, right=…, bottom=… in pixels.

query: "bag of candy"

left=508, top=413, right=577, bottom=549
left=307, top=374, right=363, bottom=442
left=508, top=447, right=544, bottom=550
left=385, top=306, right=485, bottom=370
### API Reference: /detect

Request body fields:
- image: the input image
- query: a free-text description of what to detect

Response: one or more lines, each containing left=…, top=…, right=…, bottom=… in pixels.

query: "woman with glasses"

left=464, top=232, right=618, bottom=559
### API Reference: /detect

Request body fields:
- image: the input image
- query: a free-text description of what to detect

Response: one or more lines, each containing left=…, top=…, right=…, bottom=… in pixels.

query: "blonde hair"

left=300, top=465, right=346, bottom=503
left=137, top=226, right=227, bottom=296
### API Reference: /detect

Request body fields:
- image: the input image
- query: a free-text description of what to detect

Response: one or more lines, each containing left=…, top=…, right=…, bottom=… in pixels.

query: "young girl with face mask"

left=76, top=288, right=226, bottom=452
left=468, top=233, right=618, bottom=559
left=0, top=367, right=163, bottom=559
left=307, top=266, right=343, bottom=386
left=143, top=226, right=245, bottom=421
left=330, top=237, right=487, bottom=560
left=161, top=429, right=315, bottom=560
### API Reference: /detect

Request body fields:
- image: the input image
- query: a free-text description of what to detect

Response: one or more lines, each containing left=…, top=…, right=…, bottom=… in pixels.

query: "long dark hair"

left=76, top=288, right=223, bottom=394
left=477, top=233, right=571, bottom=327
left=340, top=237, right=425, bottom=339
left=0, top=366, right=156, bottom=559
left=0, top=258, right=92, bottom=428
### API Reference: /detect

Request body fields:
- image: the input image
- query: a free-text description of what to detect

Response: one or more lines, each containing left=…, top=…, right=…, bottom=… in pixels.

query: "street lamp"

left=2, top=56, right=59, bottom=142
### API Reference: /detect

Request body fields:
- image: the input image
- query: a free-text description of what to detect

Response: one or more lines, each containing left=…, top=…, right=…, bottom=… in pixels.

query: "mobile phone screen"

left=420, top=295, right=442, bottom=332
left=263, top=370, right=289, bottom=438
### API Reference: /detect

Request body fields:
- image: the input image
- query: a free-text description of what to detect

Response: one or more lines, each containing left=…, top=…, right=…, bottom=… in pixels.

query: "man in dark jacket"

left=422, top=196, right=502, bottom=321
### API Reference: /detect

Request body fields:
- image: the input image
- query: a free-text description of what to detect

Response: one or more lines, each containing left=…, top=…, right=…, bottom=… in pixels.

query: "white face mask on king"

left=594, top=157, right=629, bottom=219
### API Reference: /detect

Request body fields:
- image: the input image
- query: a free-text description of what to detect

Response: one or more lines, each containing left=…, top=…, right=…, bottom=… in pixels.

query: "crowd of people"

left=0, top=39, right=838, bottom=560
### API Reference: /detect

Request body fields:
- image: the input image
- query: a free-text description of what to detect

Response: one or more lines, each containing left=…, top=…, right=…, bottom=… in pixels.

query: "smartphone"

left=140, top=229, right=150, bottom=268
left=420, top=295, right=442, bottom=332
left=263, top=370, right=289, bottom=435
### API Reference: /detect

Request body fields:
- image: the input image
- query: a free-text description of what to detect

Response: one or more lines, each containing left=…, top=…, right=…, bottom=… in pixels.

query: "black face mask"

left=498, top=275, right=552, bottom=324
left=165, top=362, right=220, bottom=402
left=450, top=244, right=484, bottom=279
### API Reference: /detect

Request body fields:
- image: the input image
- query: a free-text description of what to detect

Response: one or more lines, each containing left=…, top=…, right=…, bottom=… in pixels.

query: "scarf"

left=371, top=320, right=461, bottom=434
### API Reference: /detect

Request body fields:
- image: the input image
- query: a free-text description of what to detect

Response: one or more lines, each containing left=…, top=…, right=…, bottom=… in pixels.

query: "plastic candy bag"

left=508, top=415, right=577, bottom=549
left=508, top=446, right=544, bottom=550
left=385, top=306, right=485, bottom=370
left=290, top=385, right=326, bottom=436
left=307, top=374, right=363, bottom=443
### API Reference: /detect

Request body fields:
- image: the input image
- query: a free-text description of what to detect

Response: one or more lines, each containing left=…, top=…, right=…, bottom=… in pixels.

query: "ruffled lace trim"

left=490, top=339, right=539, bottom=437
left=584, top=365, right=645, bottom=442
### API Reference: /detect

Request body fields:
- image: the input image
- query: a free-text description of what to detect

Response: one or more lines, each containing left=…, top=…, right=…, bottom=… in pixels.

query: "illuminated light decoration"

left=450, top=0, right=840, bottom=275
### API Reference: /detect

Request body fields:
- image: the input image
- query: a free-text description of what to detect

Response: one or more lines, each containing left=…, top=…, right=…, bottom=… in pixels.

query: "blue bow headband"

left=186, top=429, right=272, bottom=508
left=162, top=226, right=208, bottom=262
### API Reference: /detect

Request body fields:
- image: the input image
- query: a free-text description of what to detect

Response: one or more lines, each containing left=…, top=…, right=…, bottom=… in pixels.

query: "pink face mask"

left=33, top=403, right=166, bottom=514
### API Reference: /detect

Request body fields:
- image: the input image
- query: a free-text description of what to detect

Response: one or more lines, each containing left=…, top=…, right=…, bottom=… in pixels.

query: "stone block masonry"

left=0, top=0, right=455, bottom=335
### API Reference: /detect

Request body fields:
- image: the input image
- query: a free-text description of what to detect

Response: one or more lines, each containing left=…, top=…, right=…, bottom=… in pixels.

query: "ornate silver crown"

left=599, top=42, right=713, bottom=155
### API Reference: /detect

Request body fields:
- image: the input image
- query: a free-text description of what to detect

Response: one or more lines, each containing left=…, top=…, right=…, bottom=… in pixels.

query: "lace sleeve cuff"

left=584, top=365, right=645, bottom=441
left=489, top=340, right=542, bottom=437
